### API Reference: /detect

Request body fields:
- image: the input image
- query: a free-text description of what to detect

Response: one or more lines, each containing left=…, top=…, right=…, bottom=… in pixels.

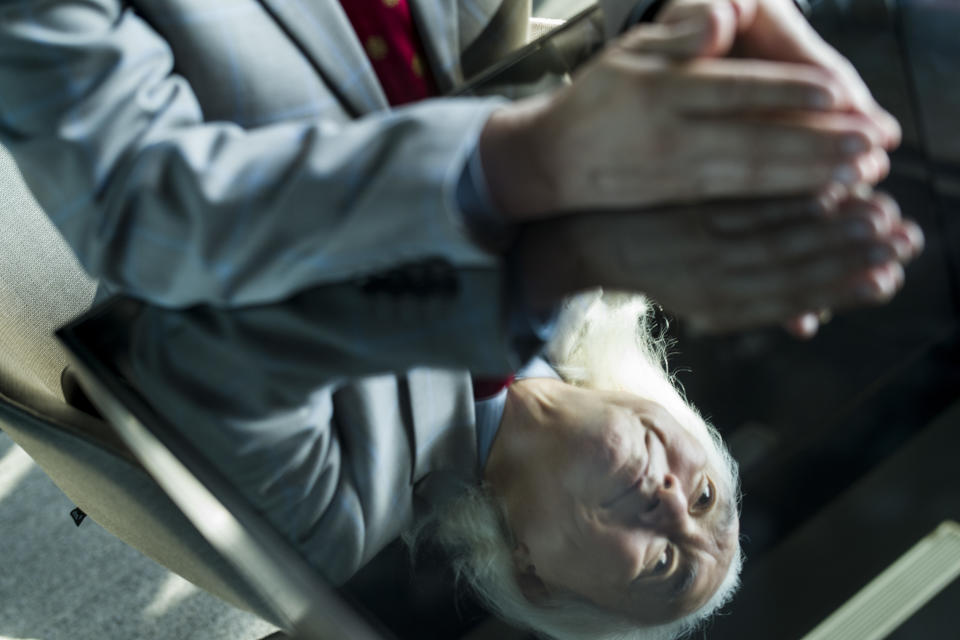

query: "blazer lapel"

left=406, top=369, right=478, bottom=488
left=409, top=0, right=463, bottom=92
left=258, top=0, right=389, bottom=116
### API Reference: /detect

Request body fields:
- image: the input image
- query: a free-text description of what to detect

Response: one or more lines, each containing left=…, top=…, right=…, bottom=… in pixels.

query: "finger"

left=755, top=25, right=902, bottom=148
left=713, top=191, right=904, bottom=268
left=847, top=261, right=905, bottom=306
left=663, top=58, right=845, bottom=113
left=657, top=0, right=759, bottom=31
left=685, top=112, right=883, bottom=164
left=686, top=156, right=876, bottom=201
left=887, top=219, right=925, bottom=262
left=627, top=160, right=846, bottom=204
left=705, top=192, right=839, bottom=234
left=834, top=190, right=901, bottom=235
left=869, top=105, right=902, bottom=149
left=696, top=258, right=904, bottom=333
left=727, top=0, right=759, bottom=33
left=648, top=0, right=739, bottom=58
left=715, top=207, right=896, bottom=269
left=802, top=54, right=901, bottom=149
left=819, top=192, right=923, bottom=264
left=714, top=238, right=903, bottom=304
left=618, top=20, right=731, bottom=59
left=854, top=147, right=890, bottom=185
left=723, top=0, right=901, bottom=147
left=657, top=0, right=746, bottom=27
left=901, top=219, right=925, bottom=259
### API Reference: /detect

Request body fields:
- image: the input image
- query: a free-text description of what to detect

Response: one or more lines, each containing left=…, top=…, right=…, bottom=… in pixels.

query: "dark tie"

left=338, top=0, right=438, bottom=105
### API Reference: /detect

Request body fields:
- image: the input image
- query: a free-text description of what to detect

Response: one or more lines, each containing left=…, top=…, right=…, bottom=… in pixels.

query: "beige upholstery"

left=0, top=144, right=279, bottom=627
left=0, top=145, right=97, bottom=402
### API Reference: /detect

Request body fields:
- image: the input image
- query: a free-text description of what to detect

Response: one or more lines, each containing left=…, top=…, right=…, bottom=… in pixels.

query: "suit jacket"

left=0, top=0, right=535, bottom=308
left=0, top=0, right=544, bottom=584
left=121, top=283, right=511, bottom=585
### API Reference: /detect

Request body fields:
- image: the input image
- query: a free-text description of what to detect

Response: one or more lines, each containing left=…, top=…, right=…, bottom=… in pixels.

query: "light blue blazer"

left=0, top=0, right=547, bottom=584
left=0, top=0, right=534, bottom=307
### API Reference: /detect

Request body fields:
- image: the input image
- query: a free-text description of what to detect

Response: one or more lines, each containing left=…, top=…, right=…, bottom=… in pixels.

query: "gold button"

left=383, top=0, right=400, bottom=6
left=365, top=35, right=388, bottom=61
left=410, top=54, right=424, bottom=78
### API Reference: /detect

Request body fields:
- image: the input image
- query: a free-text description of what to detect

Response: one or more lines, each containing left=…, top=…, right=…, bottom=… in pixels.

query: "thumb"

left=741, top=0, right=901, bottom=148
left=618, top=0, right=742, bottom=59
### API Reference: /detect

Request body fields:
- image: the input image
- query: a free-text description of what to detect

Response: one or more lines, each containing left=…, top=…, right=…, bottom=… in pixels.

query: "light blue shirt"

left=475, top=355, right=562, bottom=471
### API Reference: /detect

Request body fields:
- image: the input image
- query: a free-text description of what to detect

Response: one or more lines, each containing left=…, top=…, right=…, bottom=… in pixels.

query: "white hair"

left=406, top=289, right=743, bottom=640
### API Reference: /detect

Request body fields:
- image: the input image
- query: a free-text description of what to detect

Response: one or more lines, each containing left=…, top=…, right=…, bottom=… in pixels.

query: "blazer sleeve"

left=122, top=282, right=496, bottom=584
left=0, top=1, right=506, bottom=308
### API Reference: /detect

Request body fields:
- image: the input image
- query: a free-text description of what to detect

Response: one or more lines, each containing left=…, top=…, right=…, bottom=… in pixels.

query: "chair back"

left=0, top=144, right=278, bottom=625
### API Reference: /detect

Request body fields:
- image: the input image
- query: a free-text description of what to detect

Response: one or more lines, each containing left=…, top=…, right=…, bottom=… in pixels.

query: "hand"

left=592, top=0, right=907, bottom=335
left=481, top=34, right=885, bottom=220
left=635, top=0, right=901, bottom=147
left=646, top=0, right=906, bottom=337
left=516, top=190, right=923, bottom=334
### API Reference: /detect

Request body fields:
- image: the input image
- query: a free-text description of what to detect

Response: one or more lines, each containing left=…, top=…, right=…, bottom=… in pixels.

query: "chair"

left=0, top=143, right=284, bottom=637
left=0, top=14, right=581, bottom=637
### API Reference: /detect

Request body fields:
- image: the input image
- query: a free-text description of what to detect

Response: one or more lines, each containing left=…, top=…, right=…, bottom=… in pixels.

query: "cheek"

left=537, top=525, right=651, bottom=596
left=580, top=419, right=633, bottom=477
left=518, top=485, right=578, bottom=564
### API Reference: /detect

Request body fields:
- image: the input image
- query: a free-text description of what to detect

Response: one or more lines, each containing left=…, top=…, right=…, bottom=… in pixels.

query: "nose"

left=640, top=473, right=690, bottom=532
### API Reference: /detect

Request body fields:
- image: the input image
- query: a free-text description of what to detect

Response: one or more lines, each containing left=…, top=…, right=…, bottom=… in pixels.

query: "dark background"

left=343, top=1, right=960, bottom=638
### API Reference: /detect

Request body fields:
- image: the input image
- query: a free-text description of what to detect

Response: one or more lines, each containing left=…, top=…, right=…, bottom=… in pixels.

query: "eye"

left=692, top=476, right=716, bottom=513
left=651, top=545, right=673, bottom=576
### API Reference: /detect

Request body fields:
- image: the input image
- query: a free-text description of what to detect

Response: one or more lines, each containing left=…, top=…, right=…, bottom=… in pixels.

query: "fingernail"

left=864, top=267, right=896, bottom=299
left=906, top=222, right=925, bottom=255
left=878, top=270, right=895, bottom=297
left=841, top=136, right=869, bottom=155
left=892, top=263, right=906, bottom=288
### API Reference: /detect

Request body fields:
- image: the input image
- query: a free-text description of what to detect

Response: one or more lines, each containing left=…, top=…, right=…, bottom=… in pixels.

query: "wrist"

left=478, top=96, right=558, bottom=221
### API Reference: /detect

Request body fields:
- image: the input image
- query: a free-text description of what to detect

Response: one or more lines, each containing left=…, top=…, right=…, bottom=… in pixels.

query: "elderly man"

left=0, top=0, right=922, bottom=636
left=124, top=285, right=741, bottom=640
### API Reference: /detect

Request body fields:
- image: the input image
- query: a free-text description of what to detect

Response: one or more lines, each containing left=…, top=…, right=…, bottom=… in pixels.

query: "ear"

left=513, top=543, right=551, bottom=603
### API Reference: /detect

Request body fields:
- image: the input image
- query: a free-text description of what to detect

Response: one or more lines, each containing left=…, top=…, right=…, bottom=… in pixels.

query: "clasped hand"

left=482, top=0, right=922, bottom=335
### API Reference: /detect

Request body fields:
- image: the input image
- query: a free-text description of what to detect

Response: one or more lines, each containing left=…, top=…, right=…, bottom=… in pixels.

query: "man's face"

left=485, top=378, right=739, bottom=623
